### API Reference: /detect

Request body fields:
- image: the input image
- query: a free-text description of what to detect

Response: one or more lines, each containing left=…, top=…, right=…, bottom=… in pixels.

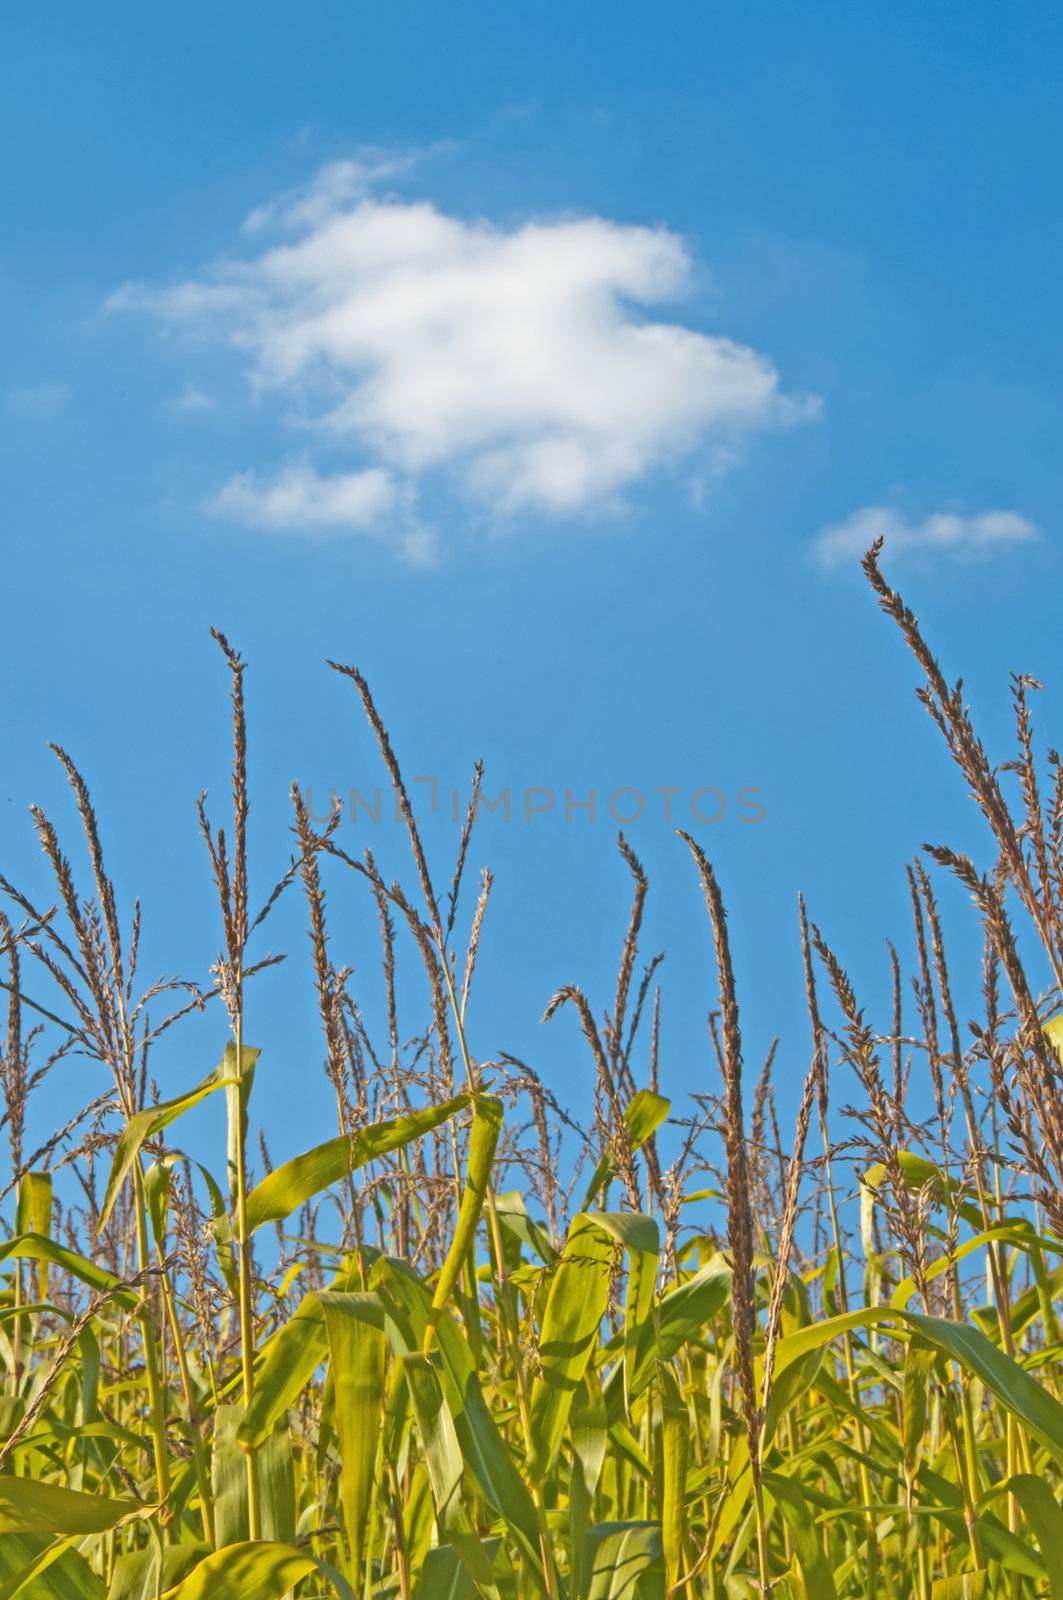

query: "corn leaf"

left=0, top=1478, right=140, bottom=1535
left=158, top=1543, right=316, bottom=1600
left=244, top=1094, right=470, bottom=1233
left=98, top=1049, right=250, bottom=1233
left=320, top=1291, right=387, bottom=1582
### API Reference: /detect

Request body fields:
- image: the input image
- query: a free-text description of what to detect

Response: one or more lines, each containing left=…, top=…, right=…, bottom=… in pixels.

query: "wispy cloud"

left=111, top=157, right=816, bottom=554
left=208, top=464, right=434, bottom=563
left=173, top=384, right=217, bottom=413
left=812, top=505, right=1042, bottom=569
left=239, top=150, right=442, bottom=235
left=6, top=380, right=71, bottom=414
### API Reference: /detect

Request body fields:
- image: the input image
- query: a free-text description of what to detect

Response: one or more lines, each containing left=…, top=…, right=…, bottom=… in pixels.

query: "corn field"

left=1, top=540, right=1062, bottom=1600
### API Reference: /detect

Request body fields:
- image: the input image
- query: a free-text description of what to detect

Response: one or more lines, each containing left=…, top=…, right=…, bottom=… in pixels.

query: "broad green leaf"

left=775, top=1306, right=1063, bottom=1466
left=158, top=1543, right=316, bottom=1600
left=371, top=1257, right=545, bottom=1587
left=399, top=1354, right=499, bottom=1597
left=547, top=1209, right=656, bottom=1440
left=659, top=1363, right=688, bottom=1592
left=591, top=1213, right=659, bottom=1410
left=211, top=1405, right=250, bottom=1550
left=570, top=1373, right=608, bottom=1586
left=579, top=1522, right=664, bottom=1600
left=1003, top=1476, right=1063, bottom=1600
left=902, top=1338, right=937, bottom=1504
left=763, top=1473, right=837, bottom=1600
left=762, top=1345, right=823, bottom=1449
left=238, top=1256, right=368, bottom=1449
left=905, top=1466, right=1044, bottom=1581
left=189, top=1159, right=237, bottom=1292
left=904, top=1311, right=1063, bottom=1466
left=320, top=1291, right=387, bottom=1581
left=244, top=1094, right=470, bottom=1232
left=930, top=1576, right=987, bottom=1599
left=238, top=1295, right=326, bottom=1450
left=0, top=1478, right=140, bottom=1535
left=258, top=1423, right=296, bottom=1549
left=0, top=1538, right=80, bottom=1600
left=526, top=1214, right=615, bottom=1484
left=15, top=1177, right=52, bottom=1299
left=609, top=1253, right=730, bottom=1415
left=415, top=1541, right=505, bottom=1600
left=106, top=1544, right=209, bottom=1600
left=0, top=1535, right=104, bottom=1600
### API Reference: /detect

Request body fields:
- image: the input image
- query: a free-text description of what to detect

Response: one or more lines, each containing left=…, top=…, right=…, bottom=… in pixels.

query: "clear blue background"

left=2, top=3, right=1060, bottom=1183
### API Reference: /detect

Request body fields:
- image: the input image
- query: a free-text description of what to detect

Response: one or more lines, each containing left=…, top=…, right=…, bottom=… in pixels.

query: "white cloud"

left=207, top=464, right=434, bottom=564
left=112, top=160, right=815, bottom=549
left=211, top=463, right=396, bottom=529
left=812, top=505, right=1042, bottom=569
left=240, top=152, right=431, bottom=235
left=174, top=385, right=216, bottom=413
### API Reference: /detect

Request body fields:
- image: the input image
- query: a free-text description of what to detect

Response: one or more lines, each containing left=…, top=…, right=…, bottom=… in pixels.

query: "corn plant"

left=0, top=541, right=1062, bottom=1600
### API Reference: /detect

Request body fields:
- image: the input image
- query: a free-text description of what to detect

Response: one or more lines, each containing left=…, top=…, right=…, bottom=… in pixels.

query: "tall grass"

left=1, top=540, right=1062, bottom=1600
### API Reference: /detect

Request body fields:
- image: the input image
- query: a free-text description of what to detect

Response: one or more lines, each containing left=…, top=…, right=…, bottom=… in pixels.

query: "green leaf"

left=400, top=1354, right=499, bottom=1598
left=427, top=1096, right=503, bottom=1338
left=581, top=1090, right=670, bottom=1209
left=570, top=1373, right=608, bottom=1586
left=370, top=1258, right=545, bottom=1588
left=528, top=1211, right=658, bottom=1478
left=106, top=1544, right=209, bottom=1600
left=238, top=1297, right=325, bottom=1451
left=258, top=1423, right=296, bottom=1549
left=15, top=1177, right=52, bottom=1299
left=244, top=1094, right=470, bottom=1233
left=611, top=1254, right=730, bottom=1413
left=415, top=1541, right=505, bottom=1600
left=494, top=1190, right=555, bottom=1264
left=902, top=1338, right=937, bottom=1503
left=526, top=1214, right=615, bottom=1485
left=186, top=1160, right=237, bottom=1293
left=211, top=1405, right=250, bottom=1549
left=659, top=1363, right=688, bottom=1592
left=0, top=1478, right=140, bottom=1535
left=592, top=1213, right=659, bottom=1411
left=0, top=1534, right=105, bottom=1600
left=320, top=1292, right=387, bottom=1581
left=764, top=1473, right=837, bottom=1600
left=237, top=1256, right=368, bottom=1449
left=998, top=1476, right=1063, bottom=1600
left=579, top=1522, right=664, bottom=1600
left=98, top=1048, right=250, bottom=1233
left=158, top=1543, right=316, bottom=1600
left=762, top=1345, right=823, bottom=1449
left=143, top=1156, right=178, bottom=1253
left=775, top=1306, right=1063, bottom=1467
left=0, top=1236, right=137, bottom=1310
left=930, top=1576, right=986, bottom=1599
left=904, top=1311, right=1063, bottom=1466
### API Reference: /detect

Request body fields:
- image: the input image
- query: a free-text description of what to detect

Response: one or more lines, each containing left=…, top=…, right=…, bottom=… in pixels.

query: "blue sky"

left=3, top=2, right=1062, bottom=1177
